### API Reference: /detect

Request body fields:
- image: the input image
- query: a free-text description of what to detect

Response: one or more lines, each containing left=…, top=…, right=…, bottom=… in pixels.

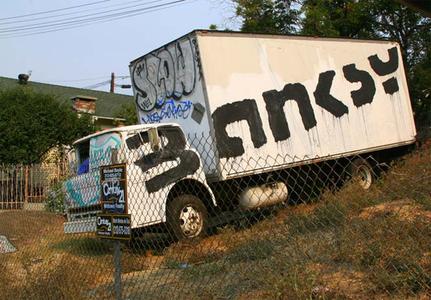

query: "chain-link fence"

left=0, top=132, right=430, bottom=300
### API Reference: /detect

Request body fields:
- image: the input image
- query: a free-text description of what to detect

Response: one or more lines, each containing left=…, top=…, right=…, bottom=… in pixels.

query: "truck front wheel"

left=167, top=194, right=208, bottom=240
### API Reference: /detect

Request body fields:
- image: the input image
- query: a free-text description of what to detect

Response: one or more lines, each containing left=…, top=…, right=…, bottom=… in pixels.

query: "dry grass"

left=0, top=141, right=430, bottom=299
left=125, top=142, right=431, bottom=299
left=0, top=212, right=114, bottom=300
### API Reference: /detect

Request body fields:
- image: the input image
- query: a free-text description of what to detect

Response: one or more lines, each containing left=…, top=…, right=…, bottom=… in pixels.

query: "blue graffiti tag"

left=142, top=99, right=193, bottom=123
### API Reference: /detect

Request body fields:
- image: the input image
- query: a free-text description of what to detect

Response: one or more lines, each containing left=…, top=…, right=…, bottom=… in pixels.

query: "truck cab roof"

left=73, top=123, right=180, bottom=146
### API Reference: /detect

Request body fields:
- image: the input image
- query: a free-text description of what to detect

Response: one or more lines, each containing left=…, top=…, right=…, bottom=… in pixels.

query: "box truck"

left=64, top=31, right=416, bottom=239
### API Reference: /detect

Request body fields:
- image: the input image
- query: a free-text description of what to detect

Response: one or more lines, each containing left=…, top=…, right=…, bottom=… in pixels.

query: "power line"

left=0, top=0, right=166, bottom=29
left=0, top=0, right=149, bottom=26
left=0, top=0, right=192, bottom=39
left=0, top=0, right=179, bottom=32
left=0, top=0, right=110, bottom=21
left=44, top=76, right=111, bottom=83
left=84, top=80, right=112, bottom=89
left=0, top=0, right=191, bottom=39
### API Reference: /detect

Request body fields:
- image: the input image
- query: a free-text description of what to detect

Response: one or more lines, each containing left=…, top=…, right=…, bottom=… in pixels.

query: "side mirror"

left=148, top=128, right=161, bottom=152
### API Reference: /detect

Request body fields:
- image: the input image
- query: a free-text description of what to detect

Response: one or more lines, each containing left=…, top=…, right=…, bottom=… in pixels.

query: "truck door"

left=64, top=132, right=122, bottom=209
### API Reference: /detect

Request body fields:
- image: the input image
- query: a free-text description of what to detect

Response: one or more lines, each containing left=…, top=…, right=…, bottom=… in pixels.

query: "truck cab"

left=63, top=124, right=216, bottom=239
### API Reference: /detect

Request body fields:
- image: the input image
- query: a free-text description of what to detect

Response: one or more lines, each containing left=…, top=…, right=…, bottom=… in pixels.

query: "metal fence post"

left=111, top=148, right=122, bottom=300
left=114, top=241, right=122, bottom=300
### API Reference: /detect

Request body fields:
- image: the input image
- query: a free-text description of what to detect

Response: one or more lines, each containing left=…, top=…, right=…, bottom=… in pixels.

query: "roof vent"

left=18, top=71, right=32, bottom=84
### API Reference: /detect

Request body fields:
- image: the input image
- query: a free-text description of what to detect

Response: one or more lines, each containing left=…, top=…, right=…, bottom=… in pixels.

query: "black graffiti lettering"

left=146, top=151, right=200, bottom=193
left=368, top=47, right=399, bottom=76
left=131, top=126, right=200, bottom=193
left=342, top=64, right=376, bottom=107
left=368, top=47, right=400, bottom=95
left=132, top=37, right=197, bottom=112
left=314, top=71, right=348, bottom=118
left=383, top=77, right=399, bottom=95
left=212, top=99, right=267, bottom=159
left=263, top=83, right=317, bottom=142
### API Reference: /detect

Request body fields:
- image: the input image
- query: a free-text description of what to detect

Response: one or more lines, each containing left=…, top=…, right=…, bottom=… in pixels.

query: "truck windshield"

left=74, top=132, right=122, bottom=175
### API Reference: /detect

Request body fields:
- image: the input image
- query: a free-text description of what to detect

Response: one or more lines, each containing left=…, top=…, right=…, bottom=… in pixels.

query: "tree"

left=115, top=102, right=138, bottom=126
left=301, top=0, right=375, bottom=38
left=0, top=87, right=95, bottom=164
left=235, top=0, right=300, bottom=34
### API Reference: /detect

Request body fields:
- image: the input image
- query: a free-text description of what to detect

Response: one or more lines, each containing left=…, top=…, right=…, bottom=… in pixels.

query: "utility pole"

left=110, top=72, right=115, bottom=93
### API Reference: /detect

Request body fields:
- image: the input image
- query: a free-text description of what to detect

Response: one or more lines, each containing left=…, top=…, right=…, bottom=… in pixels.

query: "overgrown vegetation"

left=0, top=143, right=430, bottom=299
left=45, top=181, right=66, bottom=214
left=115, top=102, right=138, bottom=126
left=0, top=87, right=95, bottom=164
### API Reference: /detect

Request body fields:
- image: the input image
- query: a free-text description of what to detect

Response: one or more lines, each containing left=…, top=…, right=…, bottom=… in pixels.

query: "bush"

left=45, top=181, right=65, bottom=214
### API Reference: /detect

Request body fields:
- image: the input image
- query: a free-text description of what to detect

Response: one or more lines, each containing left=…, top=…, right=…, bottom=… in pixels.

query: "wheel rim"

left=357, top=165, right=372, bottom=190
left=179, top=205, right=203, bottom=238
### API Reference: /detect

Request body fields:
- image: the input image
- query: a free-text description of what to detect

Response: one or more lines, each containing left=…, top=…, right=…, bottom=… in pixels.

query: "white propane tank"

left=239, top=182, right=288, bottom=210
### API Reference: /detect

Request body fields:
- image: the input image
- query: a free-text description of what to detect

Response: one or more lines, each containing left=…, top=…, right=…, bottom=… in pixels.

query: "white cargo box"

left=129, top=30, right=416, bottom=181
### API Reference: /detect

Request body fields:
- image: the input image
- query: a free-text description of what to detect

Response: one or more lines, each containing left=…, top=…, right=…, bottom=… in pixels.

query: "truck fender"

left=166, top=178, right=217, bottom=214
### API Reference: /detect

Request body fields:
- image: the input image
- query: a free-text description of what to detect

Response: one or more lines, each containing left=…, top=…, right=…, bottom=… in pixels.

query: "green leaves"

left=0, top=87, right=95, bottom=164
left=235, top=0, right=300, bottom=34
left=114, top=102, right=138, bottom=126
left=301, top=0, right=376, bottom=38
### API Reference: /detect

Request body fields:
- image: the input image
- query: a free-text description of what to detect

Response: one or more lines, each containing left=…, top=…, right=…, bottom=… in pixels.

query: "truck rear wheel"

left=167, top=194, right=208, bottom=240
left=351, top=158, right=374, bottom=190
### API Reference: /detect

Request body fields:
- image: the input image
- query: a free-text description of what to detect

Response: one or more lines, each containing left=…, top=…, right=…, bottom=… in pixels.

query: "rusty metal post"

left=24, top=166, right=29, bottom=205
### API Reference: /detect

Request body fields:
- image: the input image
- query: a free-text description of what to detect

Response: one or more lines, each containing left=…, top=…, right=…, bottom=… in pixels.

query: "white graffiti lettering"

left=132, top=37, right=198, bottom=112
left=102, top=181, right=125, bottom=203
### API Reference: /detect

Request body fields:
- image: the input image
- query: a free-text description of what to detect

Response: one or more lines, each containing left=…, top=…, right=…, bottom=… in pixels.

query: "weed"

left=52, top=236, right=112, bottom=257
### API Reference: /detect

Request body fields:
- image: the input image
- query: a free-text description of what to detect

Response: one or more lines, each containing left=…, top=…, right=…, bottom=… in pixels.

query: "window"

left=75, top=140, right=90, bottom=175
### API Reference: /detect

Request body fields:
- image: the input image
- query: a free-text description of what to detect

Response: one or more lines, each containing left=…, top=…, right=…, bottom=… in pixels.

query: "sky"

left=0, top=0, right=238, bottom=95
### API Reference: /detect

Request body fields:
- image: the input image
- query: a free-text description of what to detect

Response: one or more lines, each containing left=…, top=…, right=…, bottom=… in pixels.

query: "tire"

left=350, top=158, right=375, bottom=190
left=167, top=194, right=208, bottom=240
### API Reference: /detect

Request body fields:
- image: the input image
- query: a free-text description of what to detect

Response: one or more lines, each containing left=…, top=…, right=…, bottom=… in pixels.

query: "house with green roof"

left=0, top=76, right=136, bottom=129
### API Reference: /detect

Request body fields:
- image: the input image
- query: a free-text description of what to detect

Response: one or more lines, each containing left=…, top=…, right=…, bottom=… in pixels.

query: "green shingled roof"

left=0, top=76, right=134, bottom=118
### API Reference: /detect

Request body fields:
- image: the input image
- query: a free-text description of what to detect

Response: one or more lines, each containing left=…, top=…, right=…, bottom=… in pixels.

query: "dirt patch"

left=322, top=270, right=366, bottom=298
left=163, top=235, right=231, bottom=265
left=305, top=263, right=367, bottom=299
left=359, top=200, right=431, bottom=222
left=0, top=210, right=64, bottom=248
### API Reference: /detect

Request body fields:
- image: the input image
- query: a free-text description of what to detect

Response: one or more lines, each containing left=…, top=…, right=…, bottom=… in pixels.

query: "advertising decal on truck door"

left=100, top=164, right=127, bottom=214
